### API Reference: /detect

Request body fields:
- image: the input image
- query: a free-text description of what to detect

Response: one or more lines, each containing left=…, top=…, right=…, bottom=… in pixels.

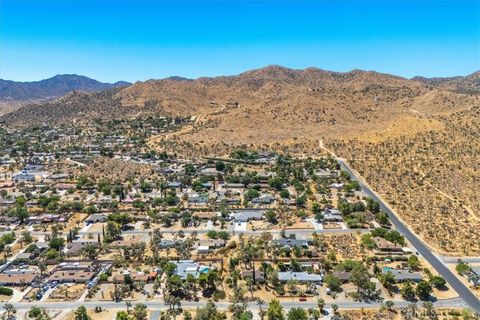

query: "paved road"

left=337, top=159, right=480, bottom=312
left=150, top=309, right=160, bottom=320
left=31, top=228, right=368, bottom=238
left=440, top=256, right=480, bottom=264
left=0, top=297, right=467, bottom=312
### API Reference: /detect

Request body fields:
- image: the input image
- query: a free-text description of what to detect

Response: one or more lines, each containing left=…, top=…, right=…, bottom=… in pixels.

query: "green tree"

left=268, top=177, right=284, bottom=191
left=324, top=274, right=342, bottom=293
left=74, top=306, right=90, bottom=320
left=408, top=255, right=420, bottom=271
left=267, top=299, right=284, bottom=320
left=115, top=311, right=131, bottom=320
left=400, top=282, right=415, bottom=301
left=215, top=162, right=226, bottom=172
left=133, top=304, right=148, bottom=320
left=349, top=264, right=377, bottom=298
left=287, top=308, right=307, bottom=320
left=366, top=198, right=380, bottom=213
left=28, top=306, right=43, bottom=318
left=194, top=301, right=226, bottom=320
left=429, top=275, right=446, bottom=289
left=380, top=271, right=396, bottom=291
left=14, top=205, right=29, bottom=223
left=265, top=210, right=277, bottom=224
left=279, top=189, right=290, bottom=199
left=456, top=261, right=471, bottom=275
left=48, top=237, right=65, bottom=250
left=105, top=221, right=121, bottom=241
left=375, top=212, right=390, bottom=226
left=415, top=280, right=432, bottom=300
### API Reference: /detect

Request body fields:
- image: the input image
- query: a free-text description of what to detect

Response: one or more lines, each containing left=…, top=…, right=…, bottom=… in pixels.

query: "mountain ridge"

left=1, top=66, right=478, bottom=137
left=0, top=74, right=131, bottom=102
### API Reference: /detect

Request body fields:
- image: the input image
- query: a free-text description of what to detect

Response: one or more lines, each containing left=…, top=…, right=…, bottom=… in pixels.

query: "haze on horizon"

left=0, top=0, right=479, bottom=83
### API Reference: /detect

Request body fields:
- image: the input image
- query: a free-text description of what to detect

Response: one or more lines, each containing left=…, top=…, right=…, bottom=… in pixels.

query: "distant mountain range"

left=0, top=74, right=130, bottom=102
left=412, top=70, right=480, bottom=94
left=1, top=66, right=478, bottom=139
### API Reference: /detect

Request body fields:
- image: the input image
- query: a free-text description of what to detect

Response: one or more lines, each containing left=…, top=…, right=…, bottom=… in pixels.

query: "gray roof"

left=272, top=239, right=309, bottom=248
left=173, top=260, right=212, bottom=280
left=188, top=196, right=209, bottom=204
left=278, top=271, right=323, bottom=283
left=167, top=181, right=182, bottom=188
left=233, top=210, right=264, bottom=222
left=13, top=172, right=36, bottom=181
left=160, top=239, right=180, bottom=247
left=471, top=266, right=480, bottom=276
left=85, top=213, right=108, bottom=222
left=383, top=269, right=423, bottom=282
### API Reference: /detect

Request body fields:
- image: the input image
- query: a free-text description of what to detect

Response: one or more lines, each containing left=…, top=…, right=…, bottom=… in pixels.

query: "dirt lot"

left=64, top=308, right=120, bottom=320
left=48, top=284, right=85, bottom=301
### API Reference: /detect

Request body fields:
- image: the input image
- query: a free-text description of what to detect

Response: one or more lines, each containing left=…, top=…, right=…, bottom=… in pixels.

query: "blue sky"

left=1, top=0, right=479, bottom=82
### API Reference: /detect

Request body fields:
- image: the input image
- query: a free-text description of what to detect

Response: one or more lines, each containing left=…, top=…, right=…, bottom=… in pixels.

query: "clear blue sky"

left=1, top=0, right=479, bottom=82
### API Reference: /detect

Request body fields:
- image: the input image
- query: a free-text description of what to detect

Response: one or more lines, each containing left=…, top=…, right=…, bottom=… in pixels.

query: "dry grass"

left=329, top=105, right=480, bottom=255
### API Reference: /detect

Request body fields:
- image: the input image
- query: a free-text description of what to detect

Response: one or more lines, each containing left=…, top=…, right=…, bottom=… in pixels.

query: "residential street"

left=0, top=296, right=468, bottom=312
left=30, top=227, right=369, bottom=238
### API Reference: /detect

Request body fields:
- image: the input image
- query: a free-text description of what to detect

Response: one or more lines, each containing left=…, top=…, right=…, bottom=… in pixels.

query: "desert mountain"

left=0, top=74, right=130, bottom=102
left=1, top=66, right=478, bottom=149
left=412, top=70, right=480, bottom=94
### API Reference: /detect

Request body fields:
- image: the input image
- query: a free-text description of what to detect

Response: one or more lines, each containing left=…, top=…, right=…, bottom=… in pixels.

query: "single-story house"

left=0, top=199, right=15, bottom=208
left=197, top=239, right=226, bottom=249
left=383, top=269, right=423, bottom=283
left=173, top=260, right=213, bottom=280
left=13, top=172, right=36, bottom=182
left=188, top=196, right=209, bottom=206
left=159, top=239, right=182, bottom=249
left=272, top=239, right=309, bottom=249
left=278, top=271, right=323, bottom=283
left=323, top=209, right=343, bottom=222
left=232, top=210, right=264, bottom=222
left=85, top=213, right=108, bottom=224
left=332, top=271, right=351, bottom=283
left=374, top=237, right=403, bottom=252
left=112, top=270, right=156, bottom=283
left=252, top=194, right=276, bottom=205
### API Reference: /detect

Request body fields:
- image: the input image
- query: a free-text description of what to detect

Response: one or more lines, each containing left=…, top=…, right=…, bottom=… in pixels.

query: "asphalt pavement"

left=0, top=297, right=467, bottom=312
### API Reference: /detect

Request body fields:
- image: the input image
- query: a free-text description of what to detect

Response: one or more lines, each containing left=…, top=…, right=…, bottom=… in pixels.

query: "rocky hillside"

left=412, top=71, right=480, bottom=94
left=0, top=74, right=130, bottom=102
left=1, top=66, right=478, bottom=146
